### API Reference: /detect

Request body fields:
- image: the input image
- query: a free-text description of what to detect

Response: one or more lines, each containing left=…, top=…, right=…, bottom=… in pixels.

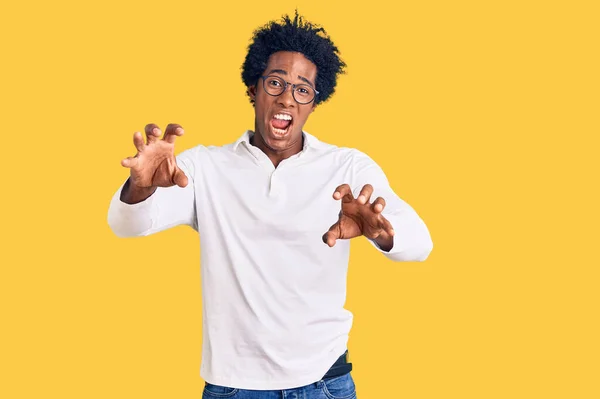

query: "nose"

left=277, top=83, right=296, bottom=107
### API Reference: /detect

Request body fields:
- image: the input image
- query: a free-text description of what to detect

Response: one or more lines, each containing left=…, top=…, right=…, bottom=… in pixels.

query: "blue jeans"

left=202, top=372, right=357, bottom=399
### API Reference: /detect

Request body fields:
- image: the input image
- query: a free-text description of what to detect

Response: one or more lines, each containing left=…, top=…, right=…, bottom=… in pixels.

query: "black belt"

left=322, top=350, right=353, bottom=379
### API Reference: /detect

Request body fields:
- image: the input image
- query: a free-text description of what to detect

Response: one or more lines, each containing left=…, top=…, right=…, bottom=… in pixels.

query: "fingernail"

left=358, top=195, right=365, bottom=203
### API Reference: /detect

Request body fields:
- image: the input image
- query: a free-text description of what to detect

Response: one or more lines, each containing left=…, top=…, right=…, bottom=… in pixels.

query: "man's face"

left=249, top=51, right=317, bottom=153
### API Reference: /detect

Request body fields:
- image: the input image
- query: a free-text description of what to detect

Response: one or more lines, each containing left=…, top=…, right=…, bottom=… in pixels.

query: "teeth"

left=273, top=127, right=288, bottom=135
left=274, top=114, right=292, bottom=121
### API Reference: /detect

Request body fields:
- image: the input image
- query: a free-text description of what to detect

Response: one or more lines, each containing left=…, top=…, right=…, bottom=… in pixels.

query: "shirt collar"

left=232, top=130, right=323, bottom=154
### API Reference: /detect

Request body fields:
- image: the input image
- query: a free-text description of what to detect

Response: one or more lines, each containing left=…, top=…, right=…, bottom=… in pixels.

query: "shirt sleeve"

left=107, top=148, right=198, bottom=238
left=350, top=149, right=433, bottom=261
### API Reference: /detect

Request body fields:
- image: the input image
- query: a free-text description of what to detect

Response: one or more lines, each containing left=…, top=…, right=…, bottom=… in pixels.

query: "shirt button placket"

left=269, top=171, right=277, bottom=196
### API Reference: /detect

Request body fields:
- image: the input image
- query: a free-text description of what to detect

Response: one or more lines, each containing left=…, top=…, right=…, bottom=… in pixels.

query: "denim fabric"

left=202, top=372, right=357, bottom=399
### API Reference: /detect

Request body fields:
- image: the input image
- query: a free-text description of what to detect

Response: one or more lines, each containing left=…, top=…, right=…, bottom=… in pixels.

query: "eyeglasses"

left=259, top=75, right=319, bottom=105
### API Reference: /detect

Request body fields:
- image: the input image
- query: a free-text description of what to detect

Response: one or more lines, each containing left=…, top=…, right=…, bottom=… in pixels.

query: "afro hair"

left=241, top=10, right=346, bottom=106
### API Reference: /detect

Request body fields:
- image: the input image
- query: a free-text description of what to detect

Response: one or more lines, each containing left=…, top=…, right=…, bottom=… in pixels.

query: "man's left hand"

left=322, top=184, right=395, bottom=250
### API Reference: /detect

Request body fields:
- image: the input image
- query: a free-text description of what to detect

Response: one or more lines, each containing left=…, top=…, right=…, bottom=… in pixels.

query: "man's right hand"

left=119, top=123, right=187, bottom=204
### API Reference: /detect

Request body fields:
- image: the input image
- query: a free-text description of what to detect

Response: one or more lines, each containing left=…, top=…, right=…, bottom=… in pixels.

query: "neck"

left=250, top=131, right=304, bottom=168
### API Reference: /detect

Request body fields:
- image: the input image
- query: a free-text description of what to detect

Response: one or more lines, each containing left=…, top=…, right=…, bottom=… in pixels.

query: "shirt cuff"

left=107, top=182, right=157, bottom=236
left=366, top=213, right=433, bottom=261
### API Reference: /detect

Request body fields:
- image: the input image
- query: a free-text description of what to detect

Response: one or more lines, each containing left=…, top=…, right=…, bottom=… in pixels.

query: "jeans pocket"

left=203, top=382, right=239, bottom=398
left=321, top=373, right=357, bottom=399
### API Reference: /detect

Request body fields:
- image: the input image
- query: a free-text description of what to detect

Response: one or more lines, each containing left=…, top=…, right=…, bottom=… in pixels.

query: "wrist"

left=120, top=177, right=157, bottom=204
left=372, top=231, right=394, bottom=252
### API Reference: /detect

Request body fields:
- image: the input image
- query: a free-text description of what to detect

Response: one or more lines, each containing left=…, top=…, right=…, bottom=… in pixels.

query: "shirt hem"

left=200, top=343, right=349, bottom=390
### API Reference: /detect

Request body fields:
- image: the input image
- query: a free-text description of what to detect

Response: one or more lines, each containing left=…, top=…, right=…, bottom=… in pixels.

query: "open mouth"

left=270, top=113, right=293, bottom=136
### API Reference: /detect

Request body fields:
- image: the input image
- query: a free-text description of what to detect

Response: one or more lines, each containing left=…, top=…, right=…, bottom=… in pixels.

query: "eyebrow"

left=267, top=69, right=314, bottom=87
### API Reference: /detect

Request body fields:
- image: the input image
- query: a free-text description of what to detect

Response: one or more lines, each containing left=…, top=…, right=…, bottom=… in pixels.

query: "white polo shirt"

left=107, top=130, right=433, bottom=390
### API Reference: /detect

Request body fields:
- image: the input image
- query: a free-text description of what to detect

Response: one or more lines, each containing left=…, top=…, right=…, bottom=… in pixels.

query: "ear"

left=311, top=103, right=317, bottom=113
left=247, top=85, right=257, bottom=101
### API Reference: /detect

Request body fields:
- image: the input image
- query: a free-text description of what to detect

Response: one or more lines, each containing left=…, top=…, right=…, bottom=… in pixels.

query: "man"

left=108, top=11, right=432, bottom=399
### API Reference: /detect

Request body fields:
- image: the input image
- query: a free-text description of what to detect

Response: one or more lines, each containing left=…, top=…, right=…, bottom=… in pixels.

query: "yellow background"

left=1, top=0, right=598, bottom=398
